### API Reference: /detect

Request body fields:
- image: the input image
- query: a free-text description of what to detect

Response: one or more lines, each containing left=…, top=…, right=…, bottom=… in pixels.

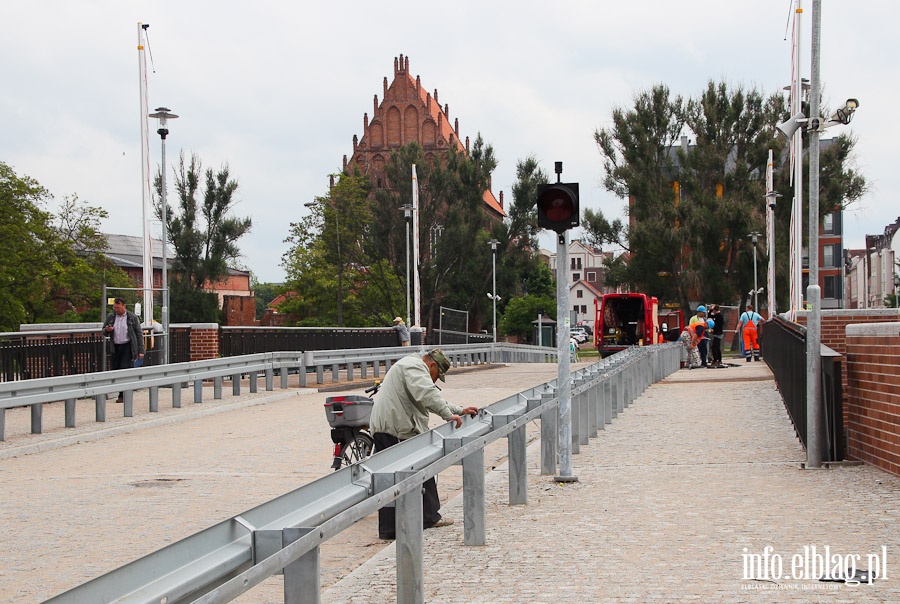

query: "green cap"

left=428, top=349, right=451, bottom=382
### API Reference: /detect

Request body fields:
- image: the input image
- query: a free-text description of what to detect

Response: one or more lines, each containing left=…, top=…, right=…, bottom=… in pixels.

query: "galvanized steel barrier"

left=0, top=344, right=556, bottom=441
left=42, top=343, right=681, bottom=604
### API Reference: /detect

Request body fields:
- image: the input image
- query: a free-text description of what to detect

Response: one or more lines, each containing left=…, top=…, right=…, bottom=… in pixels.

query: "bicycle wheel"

left=340, top=432, right=374, bottom=467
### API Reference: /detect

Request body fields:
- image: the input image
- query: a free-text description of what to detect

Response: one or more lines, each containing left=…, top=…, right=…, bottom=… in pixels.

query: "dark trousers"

left=698, top=339, right=708, bottom=366
left=711, top=336, right=723, bottom=364
left=111, top=342, right=133, bottom=398
left=373, top=432, right=442, bottom=538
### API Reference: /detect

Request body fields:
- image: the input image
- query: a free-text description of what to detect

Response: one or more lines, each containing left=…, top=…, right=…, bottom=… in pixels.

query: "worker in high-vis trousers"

left=737, top=304, right=763, bottom=362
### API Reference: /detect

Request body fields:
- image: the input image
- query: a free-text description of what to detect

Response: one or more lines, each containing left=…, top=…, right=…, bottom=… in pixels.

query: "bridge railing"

left=0, top=343, right=558, bottom=441
left=759, top=317, right=844, bottom=461
left=42, top=343, right=681, bottom=604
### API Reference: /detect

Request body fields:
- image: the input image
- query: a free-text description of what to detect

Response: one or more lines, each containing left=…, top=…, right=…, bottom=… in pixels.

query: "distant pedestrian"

left=392, top=317, right=410, bottom=346
left=709, top=305, right=725, bottom=367
left=737, top=305, right=763, bottom=362
left=102, top=297, right=145, bottom=402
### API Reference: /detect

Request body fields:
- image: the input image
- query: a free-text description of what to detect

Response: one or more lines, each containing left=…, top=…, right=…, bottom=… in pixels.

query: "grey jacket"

left=103, top=311, right=146, bottom=360
left=369, top=354, right=462, bottom=440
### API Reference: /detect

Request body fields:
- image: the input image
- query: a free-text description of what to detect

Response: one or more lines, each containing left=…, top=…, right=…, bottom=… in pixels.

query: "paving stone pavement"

left=0, top=361, right=577, bottom=603
left=3, top=359, right=899, bottom=603
left=322, top=362, right=900, bottom=604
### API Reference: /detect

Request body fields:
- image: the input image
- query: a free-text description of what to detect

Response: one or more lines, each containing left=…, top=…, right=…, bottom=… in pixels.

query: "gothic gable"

left=345, top=54, right=504, bottom=218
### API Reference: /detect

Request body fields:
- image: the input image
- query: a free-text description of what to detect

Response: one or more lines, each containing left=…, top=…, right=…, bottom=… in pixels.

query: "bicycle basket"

left=324, top=395, right=374, bottom=428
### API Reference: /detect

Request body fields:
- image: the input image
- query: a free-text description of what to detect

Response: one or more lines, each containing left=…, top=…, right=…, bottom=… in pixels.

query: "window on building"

left=581, top=305, right=587, bottom=315
left=576, top=290, right=583, bottom=298
left=823, top=245, right=834, bottom=268
left=586, top=271, right=596, bottom=282
left=576, top=257, right=582, bottom=269
left=823, top=275, right=840, bottom=299
left=823, top=213, right=834, bottom=234
left=573, top=273, right=581, bottom=281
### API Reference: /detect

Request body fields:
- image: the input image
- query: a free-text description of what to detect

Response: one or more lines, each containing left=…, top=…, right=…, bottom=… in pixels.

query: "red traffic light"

left=536, top=183, right=579, bottom=232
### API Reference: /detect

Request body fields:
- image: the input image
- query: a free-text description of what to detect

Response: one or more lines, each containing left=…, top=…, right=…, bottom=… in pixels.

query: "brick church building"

left=341, top=54, right=505, bottom=220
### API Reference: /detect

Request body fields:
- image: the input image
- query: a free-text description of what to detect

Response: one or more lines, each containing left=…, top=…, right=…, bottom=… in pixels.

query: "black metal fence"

left=0, top=330, right=106, bottom=381
left=219, top=327, right=400, bottom=356
left=760, top=317, right=844, bottom=461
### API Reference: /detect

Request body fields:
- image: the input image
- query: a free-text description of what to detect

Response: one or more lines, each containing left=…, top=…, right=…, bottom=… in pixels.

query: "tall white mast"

left=138, top=23, right=153, bottom=327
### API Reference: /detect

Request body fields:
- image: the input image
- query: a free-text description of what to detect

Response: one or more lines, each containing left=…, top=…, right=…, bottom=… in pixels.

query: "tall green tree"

left=587, top=81, right=865, bottom=315
left=1, top=163, right=129, bottom=329
left=282, top=172, right=385, bottom=326
left=157, top=152, right=252, bottom=322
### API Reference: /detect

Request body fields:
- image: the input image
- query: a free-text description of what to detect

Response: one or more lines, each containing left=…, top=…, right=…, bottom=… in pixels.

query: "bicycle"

left=323, top=382, right=379, bottom=470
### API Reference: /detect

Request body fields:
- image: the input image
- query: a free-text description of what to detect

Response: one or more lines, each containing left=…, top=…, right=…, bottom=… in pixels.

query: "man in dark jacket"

left=709, top=304, right=725, bottom=367
left=103, top=297, right=145, bottom=402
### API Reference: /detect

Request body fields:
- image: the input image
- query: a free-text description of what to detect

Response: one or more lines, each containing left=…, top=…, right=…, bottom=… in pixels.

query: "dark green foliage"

left=0, top=162, right=130, bottom=330
left=588, top=80, right=866, bottom=315
left=156, top=152, right=252, bottom=323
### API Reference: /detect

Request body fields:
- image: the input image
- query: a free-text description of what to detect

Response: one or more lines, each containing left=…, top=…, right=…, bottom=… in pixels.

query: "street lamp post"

left=149, top=107, right=178, bottom=364
left=749, top=232, right=761, bottom=312
left=488, top=239, right=499, bottom=343
left=402, top=204, right=413, bottom=326
left=305, top=198, right=342, bottom=326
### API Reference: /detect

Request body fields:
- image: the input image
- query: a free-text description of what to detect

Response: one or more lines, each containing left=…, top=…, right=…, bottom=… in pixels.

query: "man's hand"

left=449, top=407, right=479, bottom=428
left=104, top=325, right=114, bottom=333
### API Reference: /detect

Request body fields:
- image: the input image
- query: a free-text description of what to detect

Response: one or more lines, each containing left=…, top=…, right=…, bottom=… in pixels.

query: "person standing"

left=737, top=304, right=763, bottom=362
left=102, top=297, right=145, bottom=402
left=709, top=305, right=725, bottom=367
left=369, top=349, right=478, bottom=540
left=392, top=316, right=410, bottom=346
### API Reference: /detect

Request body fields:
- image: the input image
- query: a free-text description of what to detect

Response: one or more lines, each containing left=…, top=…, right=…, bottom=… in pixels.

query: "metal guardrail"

left=0, top=344, right=558, bottom=441
left=42, top=344, right=681, bottom=604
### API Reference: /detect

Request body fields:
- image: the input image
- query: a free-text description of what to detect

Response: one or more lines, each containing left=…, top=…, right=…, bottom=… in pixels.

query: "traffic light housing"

left=536, top=182, right=579, bottom=233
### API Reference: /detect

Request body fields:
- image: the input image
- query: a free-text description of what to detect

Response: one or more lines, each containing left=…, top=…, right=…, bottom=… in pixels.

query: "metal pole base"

left=554, top=475, right=579, bottom=483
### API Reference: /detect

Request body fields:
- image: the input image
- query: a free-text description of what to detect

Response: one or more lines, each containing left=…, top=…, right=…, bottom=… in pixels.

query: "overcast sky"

left=2, top=1, right=895, bottom=283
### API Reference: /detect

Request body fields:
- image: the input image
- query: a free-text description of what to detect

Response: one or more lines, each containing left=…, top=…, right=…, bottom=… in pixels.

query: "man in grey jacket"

left=370, top=348, right=478, bottom=540
left=102, top=297, right=145, bottom=402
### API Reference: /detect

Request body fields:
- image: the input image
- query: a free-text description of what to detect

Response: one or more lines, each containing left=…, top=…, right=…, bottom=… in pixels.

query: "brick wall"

left=795, top=309, right=900, bottom=415
left=188, top=324, right=220, bottom=362
left=845, top=322, right=900, bottom=476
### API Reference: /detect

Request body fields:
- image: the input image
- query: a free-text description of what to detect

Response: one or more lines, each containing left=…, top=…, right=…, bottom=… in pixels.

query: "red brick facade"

left=188, top=325, right=219, bottom=362
left=344, top=54, right=504, bottom=220
left=845, top=322, right=900, bottom=476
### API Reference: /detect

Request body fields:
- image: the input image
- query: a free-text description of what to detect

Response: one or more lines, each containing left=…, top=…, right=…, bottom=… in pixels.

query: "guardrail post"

left=0, top=409, right=5, bottom=441
left=590, top=369, right=601, bottom=433
left=280, top=367, right=289, bottom=389
left=249, top=371, right=258, bottom=393
left=65, top=398, right=76, bottom=427
left=123, top=390, right=134, bottom=417
left=30, top=403, right=42, bottom=434
left=214, top=376, right=223, bottom=399
left=462, top=442, right=487, bottom=545
left=282, top=527, right=320, bottom=604
left=395, top=470, right=424, bottom=604
left=149, top=386, right=159, bottom=412
left=360, top=360, right=368, bottom=380
left=540, top=391, right=557, bottom=475
left=233, top=373, right=241, bottom=396
left=508, top=424, right=527, bottom=506
left=172, top=384, right=182, bottom=408
left=347, top=361, right=354, bottom=382
left=265, top=368, right=274, bottom=391
left=331, top=363, right=339, bottom=383
left=602, top=375, right=612, bottom=426
left=95, top=394, right=106, bottom=422
left=576, top=378, right=589, bottom=447
left=194, top=379, right=203, bottom=403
